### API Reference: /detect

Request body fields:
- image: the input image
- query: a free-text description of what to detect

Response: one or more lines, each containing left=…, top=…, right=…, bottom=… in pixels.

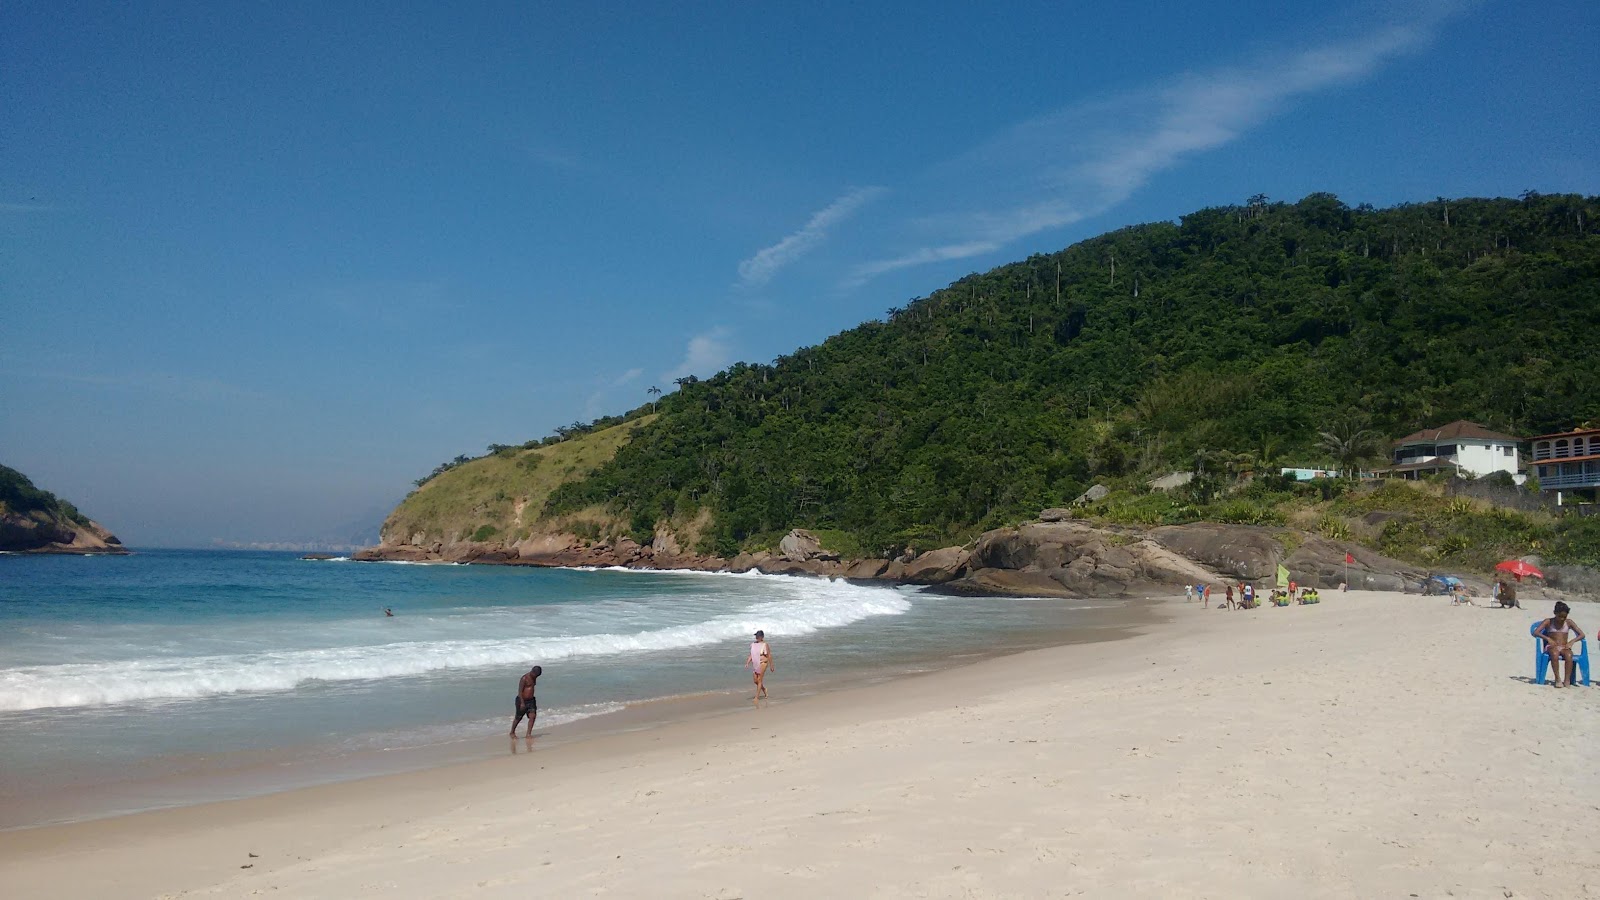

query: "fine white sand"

left=2, top=591, right=1596, bottom=899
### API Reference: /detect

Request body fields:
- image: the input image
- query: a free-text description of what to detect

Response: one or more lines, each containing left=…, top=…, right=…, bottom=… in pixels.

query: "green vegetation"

left=540, top=193, right=1599, bottom=558
left=0, top=464, right=93, bottom=526
left=384, top=417, right=654, bottom=544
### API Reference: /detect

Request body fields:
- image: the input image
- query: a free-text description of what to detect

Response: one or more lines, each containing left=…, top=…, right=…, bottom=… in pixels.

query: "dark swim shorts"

left=516, top=695, right=537, bottom=714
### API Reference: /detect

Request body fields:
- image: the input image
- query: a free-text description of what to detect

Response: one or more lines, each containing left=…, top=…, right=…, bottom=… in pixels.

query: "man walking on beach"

left=510, top=664, right=541, bottom=737
left=747, top=630, right=774, bottom=706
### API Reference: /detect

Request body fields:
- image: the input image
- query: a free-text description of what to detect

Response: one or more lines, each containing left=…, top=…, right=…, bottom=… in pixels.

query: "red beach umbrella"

left=1494, top=559, right=1544, bottom=581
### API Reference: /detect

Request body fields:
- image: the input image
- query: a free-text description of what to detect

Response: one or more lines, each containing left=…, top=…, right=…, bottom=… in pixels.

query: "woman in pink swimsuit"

left=1536, top=602, right=1585, bottom=687
left=747, top=629, right=774, bottom=706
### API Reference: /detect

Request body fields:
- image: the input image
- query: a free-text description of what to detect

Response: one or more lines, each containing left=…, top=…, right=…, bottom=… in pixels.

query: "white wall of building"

left=1454, top=440, right=1519, bottom=477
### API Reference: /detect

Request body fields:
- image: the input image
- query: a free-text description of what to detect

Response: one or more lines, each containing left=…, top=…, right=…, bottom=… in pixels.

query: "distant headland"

left=0, top=464, right=127, bottom=554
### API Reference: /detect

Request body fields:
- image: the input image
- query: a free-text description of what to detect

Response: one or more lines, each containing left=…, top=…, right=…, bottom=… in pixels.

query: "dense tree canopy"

left=546, top=193, right=1600, bottom=556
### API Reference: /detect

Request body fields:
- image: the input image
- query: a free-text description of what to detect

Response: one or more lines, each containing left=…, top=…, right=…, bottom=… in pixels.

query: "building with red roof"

left=1381, top=420, right=1522, bottom=481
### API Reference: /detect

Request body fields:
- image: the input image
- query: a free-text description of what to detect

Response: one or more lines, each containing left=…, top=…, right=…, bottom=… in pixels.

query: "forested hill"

left=530, top=193, right=1598, bottom=557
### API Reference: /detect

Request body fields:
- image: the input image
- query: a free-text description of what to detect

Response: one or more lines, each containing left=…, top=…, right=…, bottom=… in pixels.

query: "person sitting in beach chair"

left=1534, top=602, right=1586, bottom=688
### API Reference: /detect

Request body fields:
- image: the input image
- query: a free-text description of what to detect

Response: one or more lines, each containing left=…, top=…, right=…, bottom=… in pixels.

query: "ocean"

left=0, top=549, right=1135, bottom=829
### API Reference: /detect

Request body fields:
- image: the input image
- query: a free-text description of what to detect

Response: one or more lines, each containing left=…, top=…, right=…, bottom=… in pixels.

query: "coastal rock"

left=650, top=529, right=682, bottom=557
left=1148, top=524, right=1283, bottom=580
left=1038, top=508, right=1072, bottom=523
left=0, top=511, right=125, bottom=554
left=939, top=568, right=1079, bottom=598
left=844, top=558, right=890, bottom=579
left=1282, top=537, right=1424, bottom=591
left=961, top=522, right=1226, bottom=597
left=899, top=546, right=970, bottom=584
left=1544, top=564, right=1600, bottom=597
left=778, top=528, right=839, bottom=562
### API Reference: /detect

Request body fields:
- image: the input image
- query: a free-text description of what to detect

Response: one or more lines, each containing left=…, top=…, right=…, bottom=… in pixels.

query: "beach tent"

left=1422, top=574, right=1463, bottom=594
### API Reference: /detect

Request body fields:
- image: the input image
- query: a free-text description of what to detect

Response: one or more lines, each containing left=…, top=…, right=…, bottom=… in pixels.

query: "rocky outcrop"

left=949, top=522, right=1216, bottom=598
left=778, top=528, right=840, bottom=562
left=353, top=513, right=1443, bottom=600
left=1148, top=524, right=1284, bottom=580
left=0, top=511, right=125, bottom=554
left=1544, top=564, right=1600, bottom=596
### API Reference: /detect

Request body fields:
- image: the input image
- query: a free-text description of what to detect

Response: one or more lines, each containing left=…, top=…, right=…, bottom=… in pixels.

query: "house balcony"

left=1534, top=460, right=1600, bottom=490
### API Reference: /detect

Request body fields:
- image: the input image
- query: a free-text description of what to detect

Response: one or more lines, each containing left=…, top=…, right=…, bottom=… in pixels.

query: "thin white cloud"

left=582, top=367, right=647, bottom=419
left=662, top=328, right=734, bottom=383
left=847, top=6, right=1465, bottom=286
left=737, top=187, right=885, bottom=287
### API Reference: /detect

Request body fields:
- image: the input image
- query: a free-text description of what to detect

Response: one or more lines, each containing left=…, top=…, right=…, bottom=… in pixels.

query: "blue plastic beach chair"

left=1531, top=620, right=1591, bottom=686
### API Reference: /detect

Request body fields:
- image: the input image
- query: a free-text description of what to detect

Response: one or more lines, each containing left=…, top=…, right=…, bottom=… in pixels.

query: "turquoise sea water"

left=0, top=550, right=1133, bottom=828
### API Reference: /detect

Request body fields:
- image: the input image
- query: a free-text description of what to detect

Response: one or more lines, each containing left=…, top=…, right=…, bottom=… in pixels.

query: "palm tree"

left=1319, top=416, right=1384, bottom=478
left=647, top=385, right=662, bottom=410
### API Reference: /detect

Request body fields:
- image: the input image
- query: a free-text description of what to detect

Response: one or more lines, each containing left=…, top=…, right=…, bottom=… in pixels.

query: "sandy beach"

left=2, top=590, right=1596, bottom=899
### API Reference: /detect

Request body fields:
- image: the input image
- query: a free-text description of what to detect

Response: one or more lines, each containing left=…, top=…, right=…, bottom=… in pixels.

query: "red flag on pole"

left=1344, top=552, right=1354, bottom=564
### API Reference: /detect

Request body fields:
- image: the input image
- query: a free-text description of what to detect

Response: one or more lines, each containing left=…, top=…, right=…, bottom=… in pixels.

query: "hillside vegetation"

left=391, top=193, right=1600, bottom=569
left=543, top=193, right=1600, bottom=557
left=0, top=464, right=93, bottom=526
left=383, top=417, right=654, bottom=545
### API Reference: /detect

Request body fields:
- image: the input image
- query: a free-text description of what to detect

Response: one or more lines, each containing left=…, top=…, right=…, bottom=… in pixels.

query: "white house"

left=1384, top=420, right=1522, bottom=481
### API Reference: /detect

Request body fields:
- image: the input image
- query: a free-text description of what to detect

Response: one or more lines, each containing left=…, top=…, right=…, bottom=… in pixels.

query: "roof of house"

left=1378, top=459, right=1461, bottom=474
left=1529, top=427, right=1600, bottom=441
left=1392, top=420, right=1519, bottom=446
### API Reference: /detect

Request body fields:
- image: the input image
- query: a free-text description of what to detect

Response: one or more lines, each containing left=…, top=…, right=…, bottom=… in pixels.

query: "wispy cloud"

left=737, top=187, right=885, bottom=288
left=582, top=367, right=646, bottom=418
left=526, top=140, right=585, bottom=172
left=847, top=6, right=1464, bottom=285
left=663, top=328, right=733, bottom=382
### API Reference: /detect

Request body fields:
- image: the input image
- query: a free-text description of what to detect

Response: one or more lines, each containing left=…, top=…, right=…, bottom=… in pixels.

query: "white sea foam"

left=0, top=580, right=911, bottom=712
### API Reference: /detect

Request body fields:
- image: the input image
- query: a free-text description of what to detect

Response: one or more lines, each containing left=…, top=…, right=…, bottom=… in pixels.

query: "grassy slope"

left=382, top=417, right=654, bottom=545
left=1082, top=477, right=1600, bottom=573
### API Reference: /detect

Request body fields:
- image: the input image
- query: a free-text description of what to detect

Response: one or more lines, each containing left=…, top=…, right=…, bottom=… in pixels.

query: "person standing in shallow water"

left=747, top=630, right=774, bottom=706
left=510, top=665, right=541, bottom=736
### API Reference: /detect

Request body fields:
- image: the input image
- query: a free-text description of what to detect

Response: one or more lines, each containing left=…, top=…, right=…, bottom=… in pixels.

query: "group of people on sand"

left=1185, top=581, right=1319, bottom=610
left=508, top=629, right=778, bottom=736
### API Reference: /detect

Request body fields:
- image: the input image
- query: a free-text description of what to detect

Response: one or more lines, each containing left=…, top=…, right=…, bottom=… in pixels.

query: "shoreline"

left=0, top=590, right=1148, bottom=832
left=4, top=590, right=1593, bottom=898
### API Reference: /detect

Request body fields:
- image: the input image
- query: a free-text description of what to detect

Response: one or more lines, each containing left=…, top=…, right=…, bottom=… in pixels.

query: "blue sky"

left=4, top=0, right=1597, bottom=547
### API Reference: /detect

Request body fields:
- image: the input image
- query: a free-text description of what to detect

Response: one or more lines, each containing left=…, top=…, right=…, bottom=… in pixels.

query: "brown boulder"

left=1148, top=524, right=1284, bottom=580
left=899, top=546, right=970, bottom=584
left=942, top=568, right=1080, bottom=598
left=843, top=558, right=890, bottom=579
